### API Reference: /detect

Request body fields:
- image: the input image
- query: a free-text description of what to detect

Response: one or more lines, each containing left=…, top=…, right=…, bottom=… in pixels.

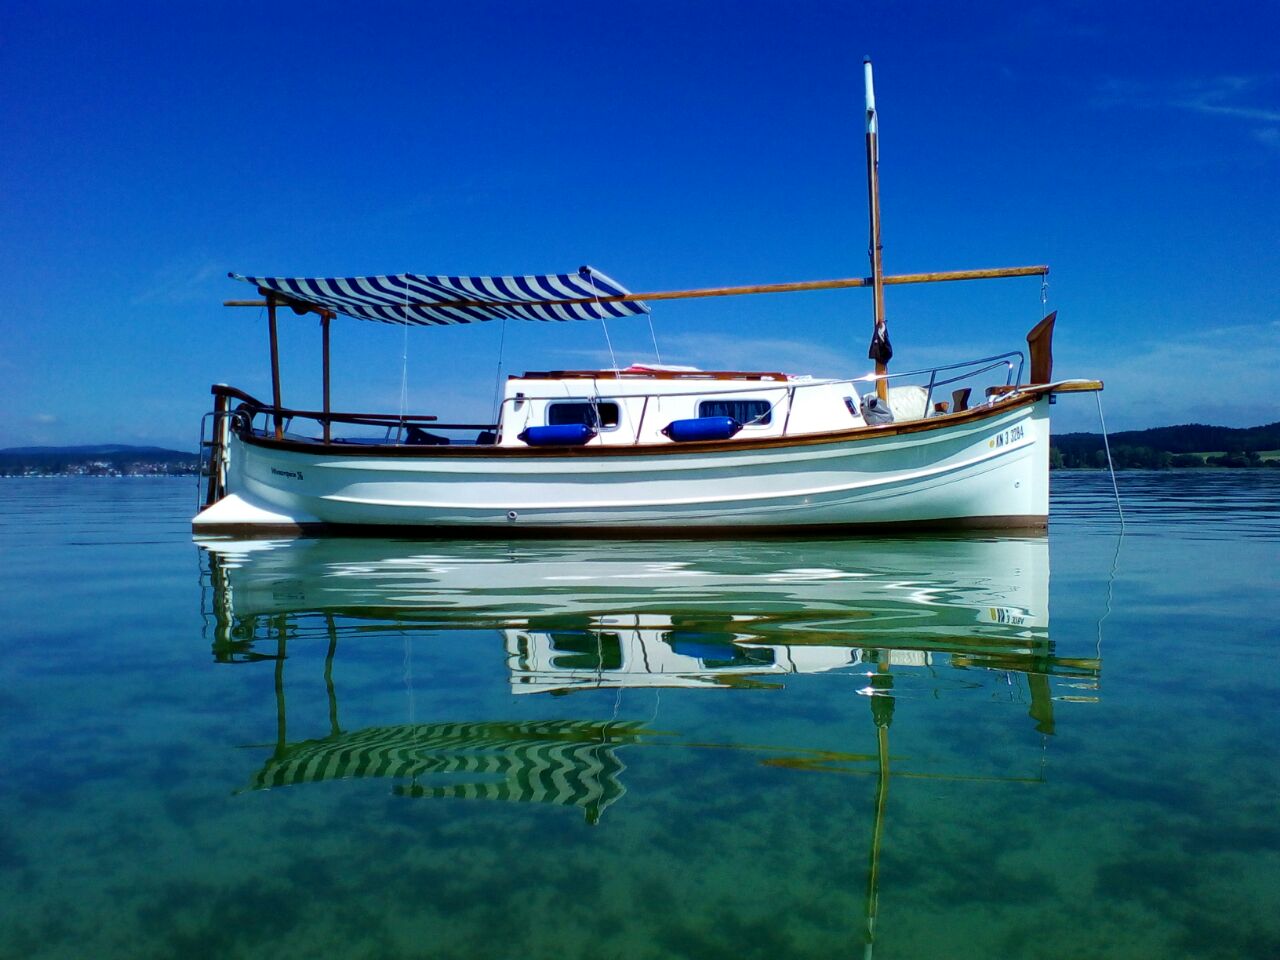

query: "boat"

left=193, top=59, right=1101, bottom=537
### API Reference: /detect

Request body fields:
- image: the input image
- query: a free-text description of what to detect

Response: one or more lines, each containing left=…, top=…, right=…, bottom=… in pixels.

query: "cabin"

left=491, top=365, right=936, bottom=448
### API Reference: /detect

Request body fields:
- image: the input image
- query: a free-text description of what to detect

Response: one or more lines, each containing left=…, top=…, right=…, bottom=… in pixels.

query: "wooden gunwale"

left=232, top=385, right=1067, bottom=460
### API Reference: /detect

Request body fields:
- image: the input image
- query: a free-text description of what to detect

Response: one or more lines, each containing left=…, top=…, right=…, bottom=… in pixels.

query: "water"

left=1, top=472, right=1277, bottom=959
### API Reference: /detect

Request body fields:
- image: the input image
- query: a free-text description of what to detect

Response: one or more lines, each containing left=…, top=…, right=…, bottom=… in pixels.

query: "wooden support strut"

left=321, top=312, right=332, bottom=444
left=222, top=266, right=1049, bottom=313
left=267, top=296, right=283, bottom=440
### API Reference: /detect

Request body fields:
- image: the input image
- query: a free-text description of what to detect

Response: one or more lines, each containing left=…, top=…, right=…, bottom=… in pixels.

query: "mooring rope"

left=490, top=319, right=508, bottom=423
left=584, top=272, right=619, bottom=371
left=646, top=310, right=663, bottom=365
left=1095, top=391, right=1125, bottom=527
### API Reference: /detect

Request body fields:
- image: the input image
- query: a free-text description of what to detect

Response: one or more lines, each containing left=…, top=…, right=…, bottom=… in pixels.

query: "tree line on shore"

left=0, top=446, right=198, bottom=477
left=1051, top=421, right=1280, bottom=470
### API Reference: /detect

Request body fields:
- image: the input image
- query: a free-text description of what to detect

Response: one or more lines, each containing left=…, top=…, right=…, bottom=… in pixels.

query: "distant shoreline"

left=0, top=444, right=198, bottom=478
left=1, top=472, right=198, bottom=478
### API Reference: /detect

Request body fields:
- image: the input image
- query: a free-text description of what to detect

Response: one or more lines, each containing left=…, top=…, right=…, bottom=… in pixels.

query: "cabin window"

left=548, top=631, right=623, bottom=670
left=697, top=399, right=772, bottom=425
left=547, top=401, right=621, bottom=429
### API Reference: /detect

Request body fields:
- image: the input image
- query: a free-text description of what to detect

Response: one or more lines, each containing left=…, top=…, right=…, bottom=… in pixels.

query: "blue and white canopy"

left=233, top=266, right=649, bottom=326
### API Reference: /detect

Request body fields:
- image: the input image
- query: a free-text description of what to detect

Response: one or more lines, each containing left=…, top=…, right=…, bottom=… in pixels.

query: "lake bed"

left=1, top=472, right=1277, bottom=959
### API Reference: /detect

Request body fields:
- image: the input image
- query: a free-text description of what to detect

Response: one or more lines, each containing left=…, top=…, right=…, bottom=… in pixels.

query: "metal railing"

left=493, top=351, right=1024, bottom=409
left=493, top=350, right=1025, bottom=441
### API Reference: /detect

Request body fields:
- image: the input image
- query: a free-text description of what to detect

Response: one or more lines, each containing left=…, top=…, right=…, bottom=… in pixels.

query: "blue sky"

left=2, top=0, right=1277, bottom=449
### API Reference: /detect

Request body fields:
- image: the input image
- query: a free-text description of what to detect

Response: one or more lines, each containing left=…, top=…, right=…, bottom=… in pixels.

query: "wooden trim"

left=272, top=409, right=443, bottom=425
left=1047, top=379, right=1103, bottom=393
left=988, top=380, right=1102, bottom=397
left=209, top=387, right=446, bottom=427
left=1026, top=312, right=1056, bottom=384
left=211, top=384, right=269, bottom=406
left=233, top=387, right=1049, bottom=459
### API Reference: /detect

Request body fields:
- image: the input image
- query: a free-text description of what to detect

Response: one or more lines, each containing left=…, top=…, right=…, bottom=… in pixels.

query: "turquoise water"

left=1, top=473, right=1277, bottom=959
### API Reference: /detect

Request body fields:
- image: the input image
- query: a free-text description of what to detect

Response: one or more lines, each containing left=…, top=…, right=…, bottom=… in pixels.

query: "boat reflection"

left=200, top=536, right=1090, bottom=687
left=198, top=535, right=1100, bottom=954
left=198, top=535, right=1097, bottom=803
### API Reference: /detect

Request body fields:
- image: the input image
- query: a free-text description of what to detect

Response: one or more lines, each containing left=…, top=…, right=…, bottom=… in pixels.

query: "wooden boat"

left=193, top=60, right=1100, bottom=537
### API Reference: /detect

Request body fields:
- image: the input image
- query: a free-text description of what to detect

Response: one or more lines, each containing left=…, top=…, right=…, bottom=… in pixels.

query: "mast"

left=864, top=57, right=890, bottom=401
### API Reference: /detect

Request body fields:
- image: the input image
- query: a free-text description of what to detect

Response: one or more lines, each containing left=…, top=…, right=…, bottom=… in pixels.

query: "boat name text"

left=271, top=467, right=304, bottom=481
left=990, top=424, right=1025, bottom=449
left=989, top=606, right=1027, bottom=626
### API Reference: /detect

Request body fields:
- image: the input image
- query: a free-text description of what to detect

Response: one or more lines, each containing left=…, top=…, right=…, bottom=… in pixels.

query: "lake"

left=1, top=472, right=1277, bottom=959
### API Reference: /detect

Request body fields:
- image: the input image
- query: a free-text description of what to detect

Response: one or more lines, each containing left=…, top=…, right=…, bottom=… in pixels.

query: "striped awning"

left=232, top=266, right=649, bottom=326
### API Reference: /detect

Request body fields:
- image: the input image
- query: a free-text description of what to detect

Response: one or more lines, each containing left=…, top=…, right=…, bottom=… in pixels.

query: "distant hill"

left=0, top=444, right=199, bottom=476
left=1052, top=422, right=1280, bottom=469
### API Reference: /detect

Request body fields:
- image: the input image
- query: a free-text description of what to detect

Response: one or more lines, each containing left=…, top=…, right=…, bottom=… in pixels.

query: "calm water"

left=1, top=472, right=1277, bottom=959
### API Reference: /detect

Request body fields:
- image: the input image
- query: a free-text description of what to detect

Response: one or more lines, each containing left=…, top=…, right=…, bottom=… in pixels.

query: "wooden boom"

left=223, top=265, right=1049, bottom=312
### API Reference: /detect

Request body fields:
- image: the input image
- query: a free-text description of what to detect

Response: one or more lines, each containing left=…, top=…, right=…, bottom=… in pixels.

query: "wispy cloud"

left=131, top=258, right=225, bottom=307
left=1055, top=319, right=1280, bottom=431
left=1254, top=127, right=1280, bottom=152
left=1175, top=77, right=1280, bottom=123
left=1098, top=74, right=1280, bottom=124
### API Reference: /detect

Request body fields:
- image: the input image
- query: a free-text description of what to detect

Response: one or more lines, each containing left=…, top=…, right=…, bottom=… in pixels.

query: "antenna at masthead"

left=863, top=56, right=878, bottom=136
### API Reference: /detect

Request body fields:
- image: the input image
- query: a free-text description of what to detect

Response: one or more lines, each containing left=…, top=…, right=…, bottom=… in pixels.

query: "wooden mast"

left=864, top=56, right=889, bottom=401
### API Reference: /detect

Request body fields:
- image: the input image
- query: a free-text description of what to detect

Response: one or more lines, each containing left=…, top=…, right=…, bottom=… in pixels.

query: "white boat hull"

left=194, top=396, right=1050, bottom=534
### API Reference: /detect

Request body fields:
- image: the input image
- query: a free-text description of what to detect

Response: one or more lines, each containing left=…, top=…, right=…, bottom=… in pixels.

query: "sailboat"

left=193, top=59, right=1100, bottom=536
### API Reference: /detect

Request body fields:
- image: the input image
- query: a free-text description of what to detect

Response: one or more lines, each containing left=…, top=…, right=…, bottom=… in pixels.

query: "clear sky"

left=2, top=0, right=1277, bottom=449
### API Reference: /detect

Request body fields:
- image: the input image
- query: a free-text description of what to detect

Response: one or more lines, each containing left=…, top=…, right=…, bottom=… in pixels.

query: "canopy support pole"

left=321, top=313, right=332, bottom=444
left=267, top=296, right=284, bottom=440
